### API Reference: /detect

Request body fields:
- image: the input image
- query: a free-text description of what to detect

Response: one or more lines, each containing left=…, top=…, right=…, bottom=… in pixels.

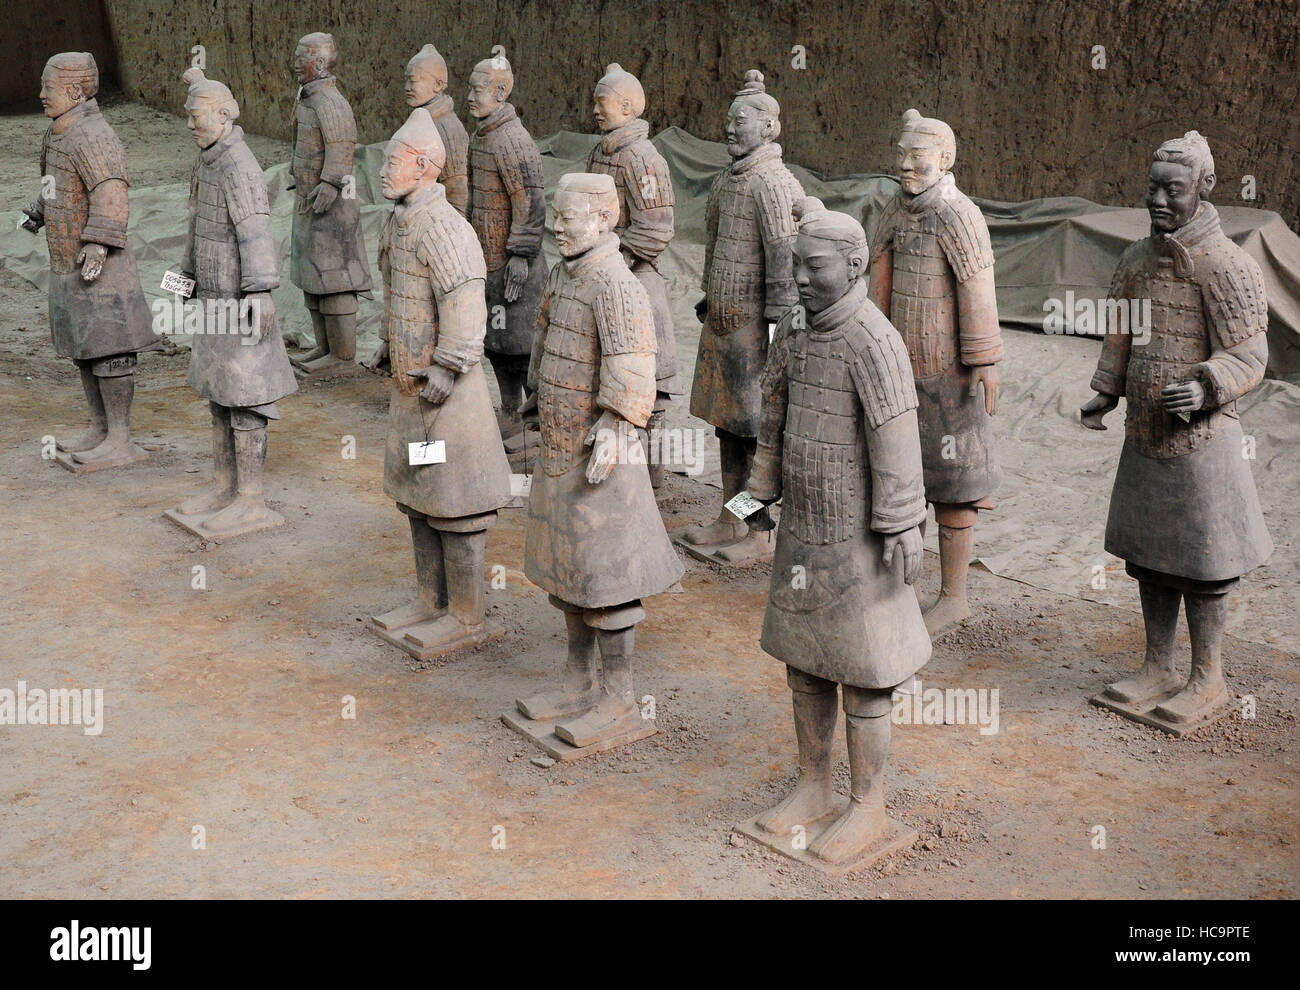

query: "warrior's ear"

left=1200, top=170, right=1216, bottom=197
left=939, top=147, right=955, bottom=171
left=847, top=249, right=868, bottom=281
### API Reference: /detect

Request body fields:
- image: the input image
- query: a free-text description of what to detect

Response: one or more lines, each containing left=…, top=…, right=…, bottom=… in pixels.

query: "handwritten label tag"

left=161, top=270, right=196, bottom=298
left=509, top=473, right=532, bottom=497
left=725, top=490, right=765, bottom=520
left=408, top=439, right=446, bottom=466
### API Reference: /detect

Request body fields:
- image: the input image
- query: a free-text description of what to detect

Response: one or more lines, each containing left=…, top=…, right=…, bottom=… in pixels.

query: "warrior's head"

left=404, top=44, right=448, bottom=107
left=1148, top=131, right=1214, bottom=234
left=896, top=108, right=955, bottom=196
left=380, top=108, right=446, bottom=202
left=41, top=52, right=98, bottom=120
left=726, top=69, right=780, bottom=160
left=467, top=53, right=513, bottom=120
left=553, top=173, right=617, bottom=259
left=791, top=197, right=869, bottom=315
left=593, top=62, right=644, bottom=133
left=293, top=32, right=338, bottom=85
left=182, top=68, right=238, bottom=150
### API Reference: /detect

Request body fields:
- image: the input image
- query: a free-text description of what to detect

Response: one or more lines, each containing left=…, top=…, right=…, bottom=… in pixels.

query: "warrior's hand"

left=78, top=243, right=107, bottom=282
left=308, top=181, right=339, bottom=214
left=242, top=292, right=274, bottom=343
left=409, top=364, right=455, bottom=405
left=362, top=339, right=390, bottom=373
left=694, top=297, right=708, bottom=324
left=504, top=255, right=529, bottom=303
left=584, top=410, right=623, bottom=485
left=882, top=526, right=923, bottom=586
left=1162, top=379, right=1206, bottom=414
left=969, top=363, right=1000, bottom=416
left=20, top=204, right=43, bottom=234
left=1079, top=392, right=1119, bottom=430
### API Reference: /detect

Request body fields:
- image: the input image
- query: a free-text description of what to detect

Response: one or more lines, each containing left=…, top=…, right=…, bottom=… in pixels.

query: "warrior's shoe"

left=678, top=514, right=747, bottom=549
left=1103, top=662, right=1183, bottom=705
left=922, top=592, right=972, bottom=637
left=554, top=696, right=641, bottom=749
left=371, top=600, right=447, bottom=631
left=402, top=614, right=492, bottom=653
left=177, top=485, right=237, bottom=516
left=202, top=494, right=278, bottom=534
left=712, top=527, right=775, bottom=565
left=755, top=773, right=835, bottom=837
left=809, top=792, right=887, bottom=864
left=1152, top=672, right=1229, bottom=724
left=58, top=427, right=108, bottom=453
left=516, top=685, right=600, bottom=722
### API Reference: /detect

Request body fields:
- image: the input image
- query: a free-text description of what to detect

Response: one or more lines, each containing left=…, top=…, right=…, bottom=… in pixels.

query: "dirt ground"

left=0, top=97, right=1296, bottom=899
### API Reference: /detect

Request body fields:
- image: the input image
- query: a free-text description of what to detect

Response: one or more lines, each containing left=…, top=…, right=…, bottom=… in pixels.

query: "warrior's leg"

left=681, top=429, right=755, bottom=548
left=301, top=293, right=358, bottom=371
left=371, top=507, right=448, bottom=630
left=204, top=408, right=275, bottom=533
left=1154, top=588, right=1230, bottom=723
left=923, top=502, right=976, bottom=636
left=554, top=602, right=646, bottom=747
left=72, top=355, right=144, bottom=464
left=401, top=528, right=490, bottom=650
left=489, top=351, right=527, bottom=439
left=58, top=359, right=107, bottom=452
left=1104, top=578, right=1182, bottom=704
left=177, top=402, right=236, bottom=515
left=756, top=668, right=838, bottom=837
left=516, top=601, right=600, bottom=721
left=292, top=292, right=329, bottom=367
left=810, top=686, right=892, bottom=863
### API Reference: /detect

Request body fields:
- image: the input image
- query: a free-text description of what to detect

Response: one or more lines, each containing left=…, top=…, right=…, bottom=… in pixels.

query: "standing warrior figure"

left=518, top=173, right=684, bottom=750
left=169, top=69, right=297, bottom=537
left=466, top=53, right=546, bottom=438
left=369, top=110, right=512, bottom=655
left=288, top=32, right=373, bottom=375
left=22, top=52, right=158, bottom=470
left=585, top=62, right=682, bottom=487
left=402, top=44, right=469, bottom=217
left=748, top=198, right=929, bottom=865
left=868, top=108, right=1003, bottom=636
left=1081, top=131, right=1271, bottom=728
left=684, top=69, right=803, bottom=563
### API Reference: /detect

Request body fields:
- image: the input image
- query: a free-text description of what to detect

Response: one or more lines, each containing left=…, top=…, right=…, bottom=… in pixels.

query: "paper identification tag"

left=509, top=473, right=532, bottom=497
left=408, top=440, right=446, bottom=466
left=161, top=270, right=196, bottom=298
left=16, top=214, right=26, bottom=231
left=725, top=490, right=765, bottom=520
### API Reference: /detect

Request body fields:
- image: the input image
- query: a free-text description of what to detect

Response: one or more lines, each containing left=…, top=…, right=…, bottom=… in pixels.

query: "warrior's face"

left=1147, top=161, right=1202, bottom=233
left=896, top=130, right=949, bottom=195
left=593, top=85, right=634, bottom=132
left=725, top=101, right=771, bottom=159
left=794, top=232, right=860, bottom=315
left=39, top=68, right=81, bottom=119
left=292, top=43, right=324, bottom=85
left=466, top=69, right=506, bottom=119
left=186, top=97, right=228, bottom=150
left=379, top=140, right=435, bottom=201
left=405, top=61, right=443, bottom=107
left=554, top=190, right=607, bottom=258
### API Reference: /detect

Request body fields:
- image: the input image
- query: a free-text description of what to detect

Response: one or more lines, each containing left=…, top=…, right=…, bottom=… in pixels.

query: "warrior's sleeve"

left=701, top=172, right=723, bottom=293
left=621, top=145, right=674, bottom=263
left=1194, top=252, right=1270, bottom=408
left=527, top=263, right=563, bottom=392
left=419, top=220, right=489, bottom=373
left=1090, top=243, right=1143, bottom=396
left=180, top=163, right=199, bottom=277
left=72, top=130, right=131, bottom=249
left=849, top=318, right=927, bottom=534
left=32, top=136, right=49, bottom=222
left=748, top=310, right=795, bottom=502
left=376, top=214, right=394, bottom=342
left=223, top=165, right=279, bottom=293
left=435, top=116, right=470, bottom=218
left=495, top=125, right=545, bottom=259
left=867, top=200, right=900, bottom=317
left=315, top=94, right=357, bottom=188
left=593, top=274, right=657, bottom=427
left=755, top=166, right=803, bottom=319
left=939, top=196, right=1002, bottom=365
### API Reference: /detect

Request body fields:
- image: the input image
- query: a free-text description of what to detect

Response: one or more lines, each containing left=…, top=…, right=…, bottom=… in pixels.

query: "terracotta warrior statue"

left=585, top=63, right=681, bottom=487
left=369, top=109, right=512, bottom=653
left=685, top=69, right=803, bottom=562
left=23, top=52, right=158, bottom=470
left=403, top=44, right=468, bottom=217
left=748, top=198, right=929, bottom=865
left=466, top=53, right=546, bottom=437
left=868, top=108, right=1002, bottom=636
left=288, top=32, right=373, bottom=375
left=1081, top=131, right=1272, bottom=726
left=170, top=69, right=298, bottom=536
left=518, top=172, right=684, bottom=748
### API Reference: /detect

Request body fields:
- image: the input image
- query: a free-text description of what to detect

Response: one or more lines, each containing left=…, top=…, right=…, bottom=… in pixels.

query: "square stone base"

left=500, top=708, right=657, bottom=762
left=1089, top=689, right=1232, bottom=737
left=672, top=534, right=775, bottom=567
left=370, top=616, right=505, bottom=662
left=54, top=445, right=150, bottom=474
left=733, top=808, right=917, bottom=876
left=163, top=505, right=286, bottom=541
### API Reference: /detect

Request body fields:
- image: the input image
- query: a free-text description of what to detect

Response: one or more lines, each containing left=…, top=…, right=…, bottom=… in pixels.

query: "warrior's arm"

left=442, top=171, right=470, bottom=219
left=593, top=278, right=657, bottom=428
left=1192, top=260, right=1270, bottom=408
left=430, top=278, right=489, bottom=373
left=755, top=174, right=801, bottom=320
left=867, top=243, right=893, bottom=319
left=748, top=316, right=793, bottom=503
left=179, top=167, right=199, bottom=277
left=82, top=177, right=130, bottom=250
left=526, top=267, right=560, bottom=393
left=225, top=169, right=279, bottom=293
left=315, top=99, right=357, bottom=188
left=955, top=266, right=1003, bottom=366
left=621, top=153, right=674, bottom=263
left=498, top=143, right=545, bottom=260
left=701, top=177, right=721, bottom=293
left=1194, top=332, right=1267, bottom=408
left=376, top=217, right=393, bottom=342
